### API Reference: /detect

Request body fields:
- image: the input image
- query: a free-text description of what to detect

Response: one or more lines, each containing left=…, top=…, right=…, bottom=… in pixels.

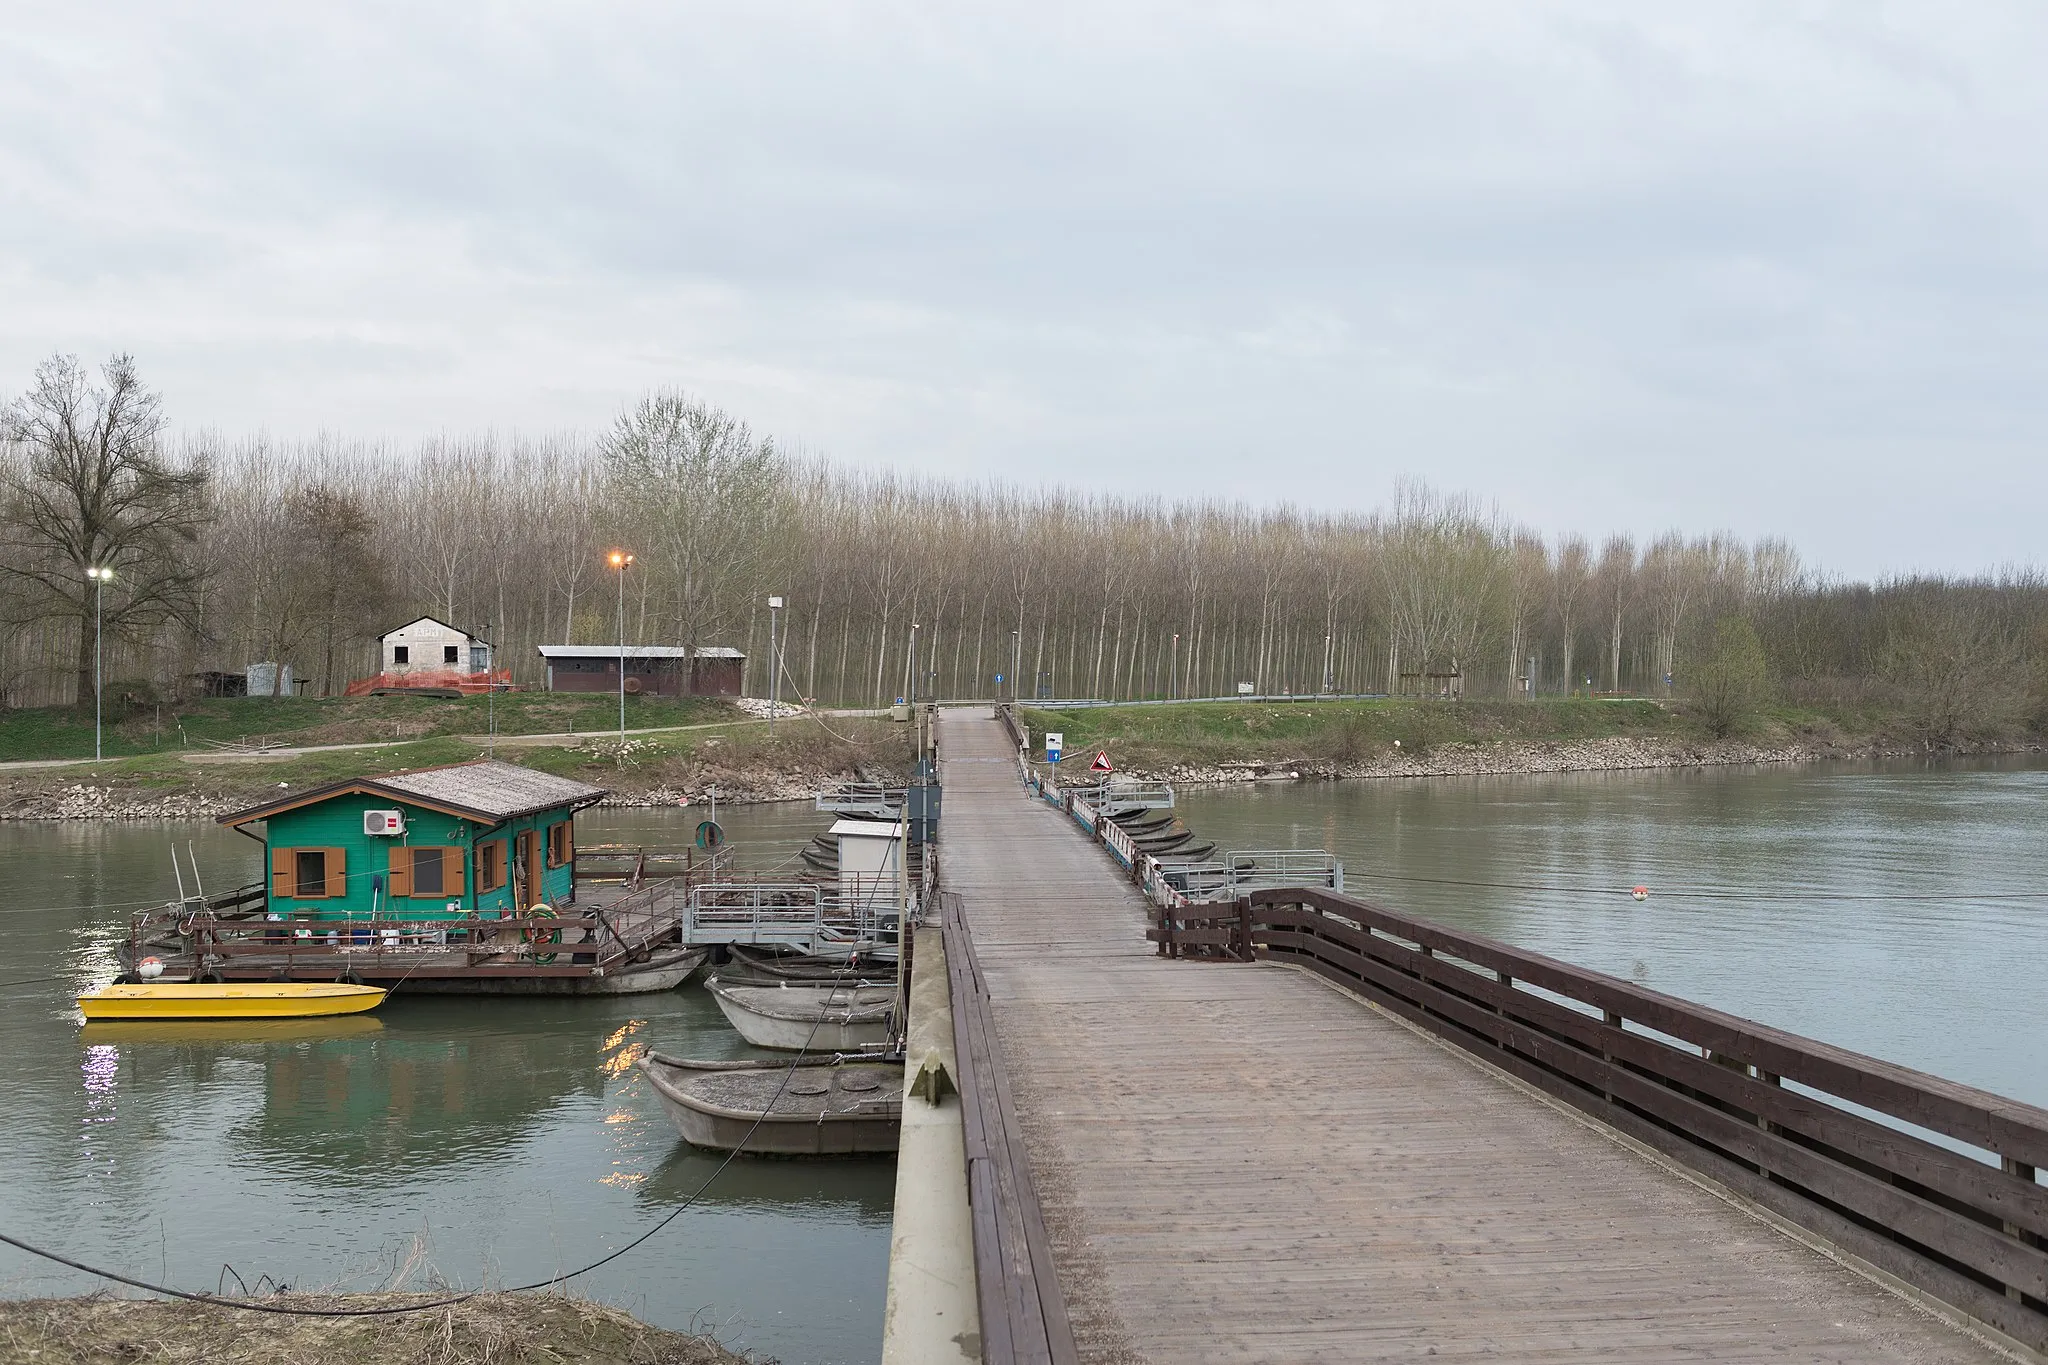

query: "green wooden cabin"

left=218, top=760, right=609, bottom=922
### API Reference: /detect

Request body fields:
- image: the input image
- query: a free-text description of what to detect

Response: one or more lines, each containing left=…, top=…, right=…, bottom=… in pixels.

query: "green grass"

left=0, top=692, right=741, bottom=763
left=1023, top=697, right=1687, bottom=763
left=28, top=713, right=912, bottom=806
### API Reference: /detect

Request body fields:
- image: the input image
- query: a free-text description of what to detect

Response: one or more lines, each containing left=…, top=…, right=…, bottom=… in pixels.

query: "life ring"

left=524, top=905, right=561, bottom=964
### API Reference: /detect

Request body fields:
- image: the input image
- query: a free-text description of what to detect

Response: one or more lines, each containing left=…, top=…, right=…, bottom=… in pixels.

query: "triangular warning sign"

left=1091, top=750, right=1114, bottom=772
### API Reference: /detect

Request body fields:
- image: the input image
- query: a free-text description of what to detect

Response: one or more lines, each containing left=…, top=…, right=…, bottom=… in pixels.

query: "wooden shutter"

left=324, top=848, right=347, bottom=899
left=272, top=846, right=293, bottom=897
left=445, top=847, right=466, bottom=897
left=563, top=822, right=574, bottom=869
left=387, top=846, right=411, bottom=898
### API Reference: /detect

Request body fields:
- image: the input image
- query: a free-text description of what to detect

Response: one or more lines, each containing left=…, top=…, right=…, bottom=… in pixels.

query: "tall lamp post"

left=766, top=595, right=783, bottom=736
left=1010, top=629, right=1021, bottom=704
left=608, top=551, right=633, bottom=740
left=87, top=565, right=113, bottom=761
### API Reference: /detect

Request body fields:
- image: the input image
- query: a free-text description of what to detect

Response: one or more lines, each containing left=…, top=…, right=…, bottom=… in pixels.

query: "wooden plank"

left=936, top=706, right=2017, bottom=1365
left=1258, top=909, right=2048, bottom=1243
left=1262, top=887, right=2048, bottom=1170
left=1260, top=926, right=2048, bottom=1304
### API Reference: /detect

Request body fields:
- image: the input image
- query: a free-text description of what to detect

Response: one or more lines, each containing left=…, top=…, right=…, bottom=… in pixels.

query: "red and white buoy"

left=1630, top=886, right=1650, bottom=902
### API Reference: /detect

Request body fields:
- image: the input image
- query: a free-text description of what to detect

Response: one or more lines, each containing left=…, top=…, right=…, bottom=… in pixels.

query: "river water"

left=6, top=760, right=2047, bottom=1360
left=1178, top=755, right=2048, bottom=1108
left=0, top=802, right=875, bottom=1365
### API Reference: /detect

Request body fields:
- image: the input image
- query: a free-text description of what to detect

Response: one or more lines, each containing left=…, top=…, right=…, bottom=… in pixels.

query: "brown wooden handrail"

left=1158, top=886, right=2048, bottom=1353
left=942, top=891, right=1078, bottom=1365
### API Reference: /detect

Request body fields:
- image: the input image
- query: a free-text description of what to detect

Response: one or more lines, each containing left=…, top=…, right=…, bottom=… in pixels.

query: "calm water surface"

left=8, top=762, right=2047, bottom=1356
left=0, top=802, right=883, bottom=1365
left=1179, top=756, right=2048, bottom=1107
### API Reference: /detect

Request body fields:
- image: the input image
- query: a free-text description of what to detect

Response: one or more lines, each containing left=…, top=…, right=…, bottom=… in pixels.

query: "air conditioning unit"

left=364, top=809, right=406, bottom=836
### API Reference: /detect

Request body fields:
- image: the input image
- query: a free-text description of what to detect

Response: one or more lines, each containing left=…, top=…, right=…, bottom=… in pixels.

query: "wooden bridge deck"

left=936, top=707, right=2007, bottom=1364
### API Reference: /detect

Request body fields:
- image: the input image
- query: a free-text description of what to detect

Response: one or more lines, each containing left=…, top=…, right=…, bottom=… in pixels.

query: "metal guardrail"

left=1156, top=886, right=2048, bottom=1355
left=816, top=782, right=907, bottom=814
left=940, top=890, right=1078, bottom=1365
left=1095, top=781, right=1175, bottom=814
left=685, top=879, right=909, bottom=953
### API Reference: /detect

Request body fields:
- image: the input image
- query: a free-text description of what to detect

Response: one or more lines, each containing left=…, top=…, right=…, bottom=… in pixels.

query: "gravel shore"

left=3, top=736, right=2038, bottom=820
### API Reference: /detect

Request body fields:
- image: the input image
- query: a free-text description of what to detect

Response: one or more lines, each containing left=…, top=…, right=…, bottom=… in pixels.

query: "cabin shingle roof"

left=217, top=760, right=607, bottom=828
left=372, top=761, right=607, bottom=820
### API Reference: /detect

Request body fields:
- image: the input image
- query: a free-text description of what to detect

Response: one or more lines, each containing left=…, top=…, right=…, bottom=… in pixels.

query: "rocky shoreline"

left=0, top=763, right=886, bottom=821
left=1138, top=734, right=2044, bottom=786
left=3, top=737, right=2039, bottom=821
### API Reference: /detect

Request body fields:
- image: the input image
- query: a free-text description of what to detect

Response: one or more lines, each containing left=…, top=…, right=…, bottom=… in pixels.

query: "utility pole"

left=906, top=622, right=920, bottom=705
left=87, top=566, right=113, bottom=761
left=767, top=595, right=783, bottom=735
left=608, top=550, right=634, bottom=740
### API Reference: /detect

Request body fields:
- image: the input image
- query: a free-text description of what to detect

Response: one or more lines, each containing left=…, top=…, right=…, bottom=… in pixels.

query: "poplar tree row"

left=4, top=356, right=2043, bottom=737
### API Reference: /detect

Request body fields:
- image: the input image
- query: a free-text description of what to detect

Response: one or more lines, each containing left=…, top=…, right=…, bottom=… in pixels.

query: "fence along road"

left=935, top=706, right=2013, bottom=1364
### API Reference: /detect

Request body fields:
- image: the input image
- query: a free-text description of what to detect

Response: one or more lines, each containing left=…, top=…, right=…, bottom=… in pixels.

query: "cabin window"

left=273, top=846, right=346, bottom=899
left=389, top=845, right=465, bottom=899
left=478, top=839, right=507, bottom=893
left=412, top=846, right=446, bottom=895
left=546, top=821, right=572, bottom=868
left=444, top=644, right=460, bottom=664
left=393, top=645, right=410, bottom=664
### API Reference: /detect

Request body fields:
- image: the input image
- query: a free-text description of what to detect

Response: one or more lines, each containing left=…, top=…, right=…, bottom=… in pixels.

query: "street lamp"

left=86, top=566, right=113, bottom=760
left=608, top=551, right=634, bottom=739
left=1010, top=629, right=1021, bottom=705
left=766, top=595, right=784, bottom=735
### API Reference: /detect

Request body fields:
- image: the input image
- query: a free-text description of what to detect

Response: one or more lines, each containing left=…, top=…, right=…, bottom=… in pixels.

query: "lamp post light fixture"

left=608, top=551, right=634, bottom=740
left=86, top=565, right=114, bottom=761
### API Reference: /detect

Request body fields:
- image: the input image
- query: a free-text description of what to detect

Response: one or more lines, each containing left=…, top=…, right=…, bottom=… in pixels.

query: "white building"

left=378, top=617, right=492, bottom=676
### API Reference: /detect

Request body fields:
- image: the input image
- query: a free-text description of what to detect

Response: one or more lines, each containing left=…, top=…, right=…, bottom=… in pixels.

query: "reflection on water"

left=0, top=802, right=887, bottom=1365
left=1179, top=755, right=2048, bottom=1106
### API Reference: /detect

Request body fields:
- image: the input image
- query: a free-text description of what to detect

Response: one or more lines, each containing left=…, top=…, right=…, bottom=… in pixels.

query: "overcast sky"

left=4, top=3, right=2044, bottom=578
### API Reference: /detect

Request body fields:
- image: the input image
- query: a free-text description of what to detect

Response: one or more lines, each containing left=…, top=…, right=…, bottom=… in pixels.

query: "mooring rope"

left=0, top=954, right=876, bottom=1315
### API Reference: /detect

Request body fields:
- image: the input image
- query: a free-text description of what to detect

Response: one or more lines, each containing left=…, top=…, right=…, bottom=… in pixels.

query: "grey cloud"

left=2, top=1, right=2046, bottom=575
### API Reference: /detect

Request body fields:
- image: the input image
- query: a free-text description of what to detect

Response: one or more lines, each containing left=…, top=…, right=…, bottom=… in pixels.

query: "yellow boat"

left=78, top=1015, right=385, bottom=1045
left=77, top=983, right=388, bottom=1021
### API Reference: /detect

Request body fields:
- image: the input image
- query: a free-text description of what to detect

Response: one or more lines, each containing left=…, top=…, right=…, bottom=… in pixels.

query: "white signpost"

left=1045, top=732, right=1064, bottom=764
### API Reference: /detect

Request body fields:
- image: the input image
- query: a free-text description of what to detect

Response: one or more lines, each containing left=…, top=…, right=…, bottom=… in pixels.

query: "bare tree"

left=1, top=354, right=209, bottom=702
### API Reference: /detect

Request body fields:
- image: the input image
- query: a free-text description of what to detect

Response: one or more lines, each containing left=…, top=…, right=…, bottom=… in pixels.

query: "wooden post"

left=1602, top=1009, right=1623, bottom=1104
left=1237, top=894, right=1253, bottom=963
left=2004, top=1156, right=2039, bottom=1301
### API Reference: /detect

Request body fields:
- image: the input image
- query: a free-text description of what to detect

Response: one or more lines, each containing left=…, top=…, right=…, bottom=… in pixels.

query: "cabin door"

left=515, top=829, right=543, bottom=908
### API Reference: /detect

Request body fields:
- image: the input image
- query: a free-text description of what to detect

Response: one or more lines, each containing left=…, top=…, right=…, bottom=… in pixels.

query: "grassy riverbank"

left=0, top=1293, right=750, bottom=1364
left=0, top=692, right=741, bottom=763
left=0, top=713, right=913, bottom=818
left=1017, top=697, right=2040, bottom=778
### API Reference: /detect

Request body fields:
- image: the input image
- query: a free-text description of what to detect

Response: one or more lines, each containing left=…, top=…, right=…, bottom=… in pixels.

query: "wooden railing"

left=995, top=702, right=1028, bottom=752
left=1151, top=886, right=2048, bottom=1354
left=191, top=880, right=682, bottom=977
left=941, top=891, right=1078, bottom=1365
